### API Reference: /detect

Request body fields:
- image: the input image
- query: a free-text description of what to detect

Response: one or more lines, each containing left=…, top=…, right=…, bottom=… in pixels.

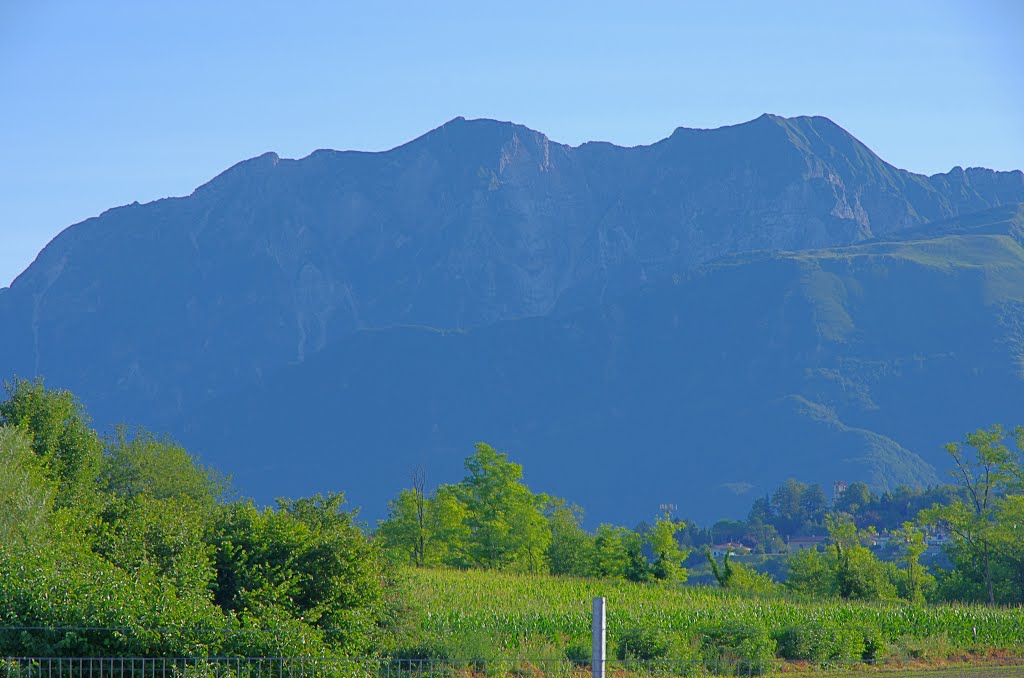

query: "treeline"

left=376, top=431, right=1024, bottom=607
left=376, top=443, right=688, bottom=582
left=0, top=378, right=392, bottom=658
left=3, top=376, right=1024, bottom=666
left=372, top=449, right=940, bottom=604
left=679, top=479, right=968, bottom=554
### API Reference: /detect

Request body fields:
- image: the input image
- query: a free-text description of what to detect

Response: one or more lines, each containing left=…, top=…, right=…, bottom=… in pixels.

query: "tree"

left=377, top=488, right=428, bottom=565
left=428, top=484, right=472, bottom=567
left=834, top=481, right=872, bottom=520
left=892, top=522, right=931, bottom=604
left=455, top=443, right=551, bottom=572
left=785, top=517, right=898, bottom=601
left=770, top=479, right=826, bottom=537
left=786, top=546, right=834, bottom=598
left=0, top=377, right=102, bottom=510
left=212, top=493, right=388, bottom=655
left=706, top=548, right=779, bottom=594
left=648, top=515, right=689, bottom=582
left=546, top=499, right=594, bottom=577
left=101, top=425, right=228, bottom=509
left=828, top=517, right=898, bottom=601
left=921, top=425, right=1022, bottom=604
left=591, top=524, right=632, bottom=578
left=0, top=426, right=54, bottom=547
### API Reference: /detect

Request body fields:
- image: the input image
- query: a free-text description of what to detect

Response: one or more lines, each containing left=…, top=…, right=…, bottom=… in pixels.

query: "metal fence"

left=3, top=654, right=1024, bottom=677
left=0, top=656, right=884, bottom=677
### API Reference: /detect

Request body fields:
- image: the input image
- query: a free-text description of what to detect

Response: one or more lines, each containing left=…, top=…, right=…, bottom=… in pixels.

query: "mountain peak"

left=192, top=151, right=282, bottom=197
left=406, top=116, right=549, bottom=147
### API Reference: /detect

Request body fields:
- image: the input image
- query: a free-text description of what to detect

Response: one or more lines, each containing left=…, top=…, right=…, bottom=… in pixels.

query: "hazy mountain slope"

left=176, top=212, right=1024, bottom=523
left=2, top=116, right=1022, bottom=430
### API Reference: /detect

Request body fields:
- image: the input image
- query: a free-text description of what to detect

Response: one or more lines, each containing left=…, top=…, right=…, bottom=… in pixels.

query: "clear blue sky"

left=2, top=0, right=1022, bottom=287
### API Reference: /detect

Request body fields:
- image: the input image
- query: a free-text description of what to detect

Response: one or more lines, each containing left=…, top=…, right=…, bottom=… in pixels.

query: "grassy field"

left=388, top=568, right=1024, bottom=676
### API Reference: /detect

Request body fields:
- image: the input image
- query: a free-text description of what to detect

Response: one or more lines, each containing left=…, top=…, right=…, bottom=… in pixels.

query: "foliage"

left=706, top=549, right=780, bottom=594
left=784, top=517, right=901, bottom=601
left=101, top=425, right=229, bottom=508
left=921, top=424, right=1024, bottom=605
left=890, top=521, right=934, bottom=604
left=0, top=381, right=394, bottom=659
left=456, top=443, right=551, bottom=572
left=212, top=493, right=387, bottom=654
left=545, top=500, right=593, bottom=577
left=401, top=566, right=1024, bottom=670
left=0, top=377, right=102, bottom=511
left=378, top=443, right=680, bottom=581
left=0, top=426, right=54, bottom=547
left=647, top=516, right=690, bottom=582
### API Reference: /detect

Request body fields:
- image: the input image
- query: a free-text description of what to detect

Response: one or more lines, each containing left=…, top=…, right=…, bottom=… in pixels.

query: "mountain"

left=177, top=204, right=1024, bottom=523
left=2, top=116, right=1023, bottom=522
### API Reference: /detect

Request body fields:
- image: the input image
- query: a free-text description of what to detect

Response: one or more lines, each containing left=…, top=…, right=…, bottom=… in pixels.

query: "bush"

left=701, top=627, right=776, bottom=676
left=860, top=626, right=888, bottom=663
left=774, top=625, right=866, bottom=666
left=565, top=641, right=590, bottom=666
left=894, top=633, right=952, bottom=660
left=388, top=640, right=450, bottom=673
left=616, top=628, right=670, bottom=661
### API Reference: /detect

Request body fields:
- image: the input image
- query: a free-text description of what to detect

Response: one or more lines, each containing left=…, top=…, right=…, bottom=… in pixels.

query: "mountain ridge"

left=2, top=115, right=1023, bottom=522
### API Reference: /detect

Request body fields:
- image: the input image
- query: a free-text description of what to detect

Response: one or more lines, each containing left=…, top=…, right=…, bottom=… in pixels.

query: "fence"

left=3, top=598, right=1023, bottom=677
left=5, top=655, right=1023, bottom=677
left=0, top=655, right=907, bottom=677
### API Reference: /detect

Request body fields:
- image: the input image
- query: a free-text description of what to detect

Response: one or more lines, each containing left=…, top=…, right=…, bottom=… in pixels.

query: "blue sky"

left=1, top=0, right=1022, bottom=287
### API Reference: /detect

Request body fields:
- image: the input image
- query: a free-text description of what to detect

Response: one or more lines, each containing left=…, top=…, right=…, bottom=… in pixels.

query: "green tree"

left=706, top=549, right=779, bottom=593
left=428, top=484, right=473, bottom=567
left=770, top=479, right=826, bottom=537
left=648, top=515, right=689, bottom=582
left=378, top=487, right=428, bottom=565
left=785, top=517, right=898, bottom=601
left=95, top=491, right=215, bottom=595
left=921, top=425, right=1022, bottom=604
left=591, top=524, right=632, bottom=578
left=455, top=443, right=551, bottom=572
left=101, top=425, right=228, bottom=508
left=546, top=499, right=595, bottom=577
left=828, top=517, right=898, bottom=601
left=0, top=377, right=102, bottom=510
left=834, top=481, right=872, bottom=520
left=0, top=426, right=54, bottom=547
left=622, top=529, right=651, bottom=583
left=892, top=521, right=932, bottom=604
left=786, top=546, right=834, bottom=598
left=211, top=493, right=388, bottom=655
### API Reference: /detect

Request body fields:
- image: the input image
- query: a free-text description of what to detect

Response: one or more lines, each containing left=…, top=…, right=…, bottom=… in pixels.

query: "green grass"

left=388, top=567, right=1024, bottom=675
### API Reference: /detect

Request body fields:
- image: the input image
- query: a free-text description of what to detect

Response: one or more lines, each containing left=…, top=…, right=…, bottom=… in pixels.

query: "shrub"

left=701, top=627, right=776, bottom=676
left=616, top=628, right=670, bottom=661
left=860, top=626, right=888, bottom=664
left=565, top=642, right=590, bottom=666
left=774, top=625, right=866, bottom=666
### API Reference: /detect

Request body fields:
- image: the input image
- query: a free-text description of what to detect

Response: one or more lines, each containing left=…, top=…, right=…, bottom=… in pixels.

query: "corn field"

left=387, top=568, right=1024, bottom=671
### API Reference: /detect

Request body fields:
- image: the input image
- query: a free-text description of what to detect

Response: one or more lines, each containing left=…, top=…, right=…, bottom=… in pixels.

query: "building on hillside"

left=786, top=535, right=826, bottom=552
left=832, top=480, right=848, bottom=504
left=865, top=533, right=891, bottom=549
left=710, top=542, right=751, bottom=557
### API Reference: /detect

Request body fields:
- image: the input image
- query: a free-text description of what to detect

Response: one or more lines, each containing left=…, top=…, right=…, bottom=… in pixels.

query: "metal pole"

left=592, top=596, right=606, bottom=678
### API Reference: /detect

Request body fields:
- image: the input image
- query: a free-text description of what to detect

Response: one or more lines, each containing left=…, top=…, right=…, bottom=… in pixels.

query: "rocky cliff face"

left=1, top=115, right=1023, bottom=516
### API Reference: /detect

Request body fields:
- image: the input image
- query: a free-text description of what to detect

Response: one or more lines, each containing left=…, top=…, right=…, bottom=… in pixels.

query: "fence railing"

left=4, top=597, right=1024, bottom=676
left=6, top=655, right=1024, bottom=677
left=0, top=655, right=923, bottom=677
